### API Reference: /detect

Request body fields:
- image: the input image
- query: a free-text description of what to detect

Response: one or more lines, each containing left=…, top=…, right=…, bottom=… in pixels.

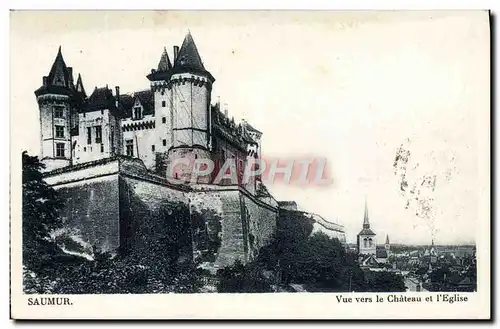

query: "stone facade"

left=43, top=157, right=278, bottom=268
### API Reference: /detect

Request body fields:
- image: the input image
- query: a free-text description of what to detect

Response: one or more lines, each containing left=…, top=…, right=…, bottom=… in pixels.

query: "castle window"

left=162, top=139, right=166, bottom=146
left=95, top=126, right=102, bottom=144
left=110, top=126, right=114, bottom=152
left=54, top=106, right=64, bottom=118
left=133, top=107, right=142, bottom=120
left=87, top=127, right=91, bottom=144
left=161, top=91, right=165, bottom=96
left=162, top=101, right=166, bottom=107
left=83, top=147, right=86, bottom=152
left=126, top=139, right=134, bottom=157
left=56, top=143, right=65, bottom=158
left=100, top=144, right=104, bottom=153
left=55, top=125, right=64, bottom=138
left=151, top=145, right=155, bottom=152
left=162, top=117, right=166, bottom=124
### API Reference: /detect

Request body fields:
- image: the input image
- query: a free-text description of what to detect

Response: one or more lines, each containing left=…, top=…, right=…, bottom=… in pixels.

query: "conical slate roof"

left=35, top=46, right=76, bottom=97
left=157, top=47, right=172, bottom=72
left=174, top=31, right=205, bottom=70
left=75, top=73, right=87, bottom=98
left=147, top=32, right=214, bottom=83
left=48, top=46, right=70, bottom=87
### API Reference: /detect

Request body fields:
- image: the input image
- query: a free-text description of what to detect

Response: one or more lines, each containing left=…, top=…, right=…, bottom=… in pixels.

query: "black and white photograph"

left=10, top=10, right=490, bottom=319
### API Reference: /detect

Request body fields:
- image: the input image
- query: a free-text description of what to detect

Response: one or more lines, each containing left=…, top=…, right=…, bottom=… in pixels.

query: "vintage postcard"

left=10, top=10, right=490, bottom=319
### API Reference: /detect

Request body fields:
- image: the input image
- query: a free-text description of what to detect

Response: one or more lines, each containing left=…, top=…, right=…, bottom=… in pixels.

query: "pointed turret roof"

left=48, top=46, right=70, bottom=87
left=35, top=46, right=76, bottom=97
left=157, top=47, right=172, bottom=72
left=75, top=73, right=87, bottom=98
left=174, top=31, right=205, bottom=70
left=147, top=32, right=215, bottom=82
left=386, top=235, right=390, bottom=244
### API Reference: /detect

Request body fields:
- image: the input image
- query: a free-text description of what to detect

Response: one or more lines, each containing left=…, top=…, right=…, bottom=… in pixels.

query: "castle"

left=34, top=32, right=345, bottom=269
left=357, top=200, right=390, bottom=266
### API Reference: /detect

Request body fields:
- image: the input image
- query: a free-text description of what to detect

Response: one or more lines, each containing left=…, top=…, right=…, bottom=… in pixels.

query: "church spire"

left=363, top=198, right=370, bottom=229
left=386, top=234, right=390, bottom=244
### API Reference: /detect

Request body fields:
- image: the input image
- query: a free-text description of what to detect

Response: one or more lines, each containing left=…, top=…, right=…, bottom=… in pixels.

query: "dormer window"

left=133, top=106, right=142, bottom=120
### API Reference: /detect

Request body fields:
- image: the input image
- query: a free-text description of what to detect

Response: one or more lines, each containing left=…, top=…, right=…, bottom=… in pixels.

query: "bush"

left=216, top=260, right=273, bottom=293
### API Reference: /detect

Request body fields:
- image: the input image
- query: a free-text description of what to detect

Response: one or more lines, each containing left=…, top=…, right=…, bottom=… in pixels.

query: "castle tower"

left=162, top=32, right=216, bottom=182
left=170, top=32, right=214, bottom=149
left=34, top=46, right=78, bottom=171
left=357, top=199, right=377, bottom=255
left=148, top=46, right=175, bottom=162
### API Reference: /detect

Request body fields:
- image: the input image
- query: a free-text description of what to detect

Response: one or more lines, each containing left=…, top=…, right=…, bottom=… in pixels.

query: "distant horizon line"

left=345, top=242, right=476, bottom=247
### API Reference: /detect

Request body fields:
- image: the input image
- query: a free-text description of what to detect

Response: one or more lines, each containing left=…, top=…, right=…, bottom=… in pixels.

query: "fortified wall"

left=43, top=156, right=278, bottom=270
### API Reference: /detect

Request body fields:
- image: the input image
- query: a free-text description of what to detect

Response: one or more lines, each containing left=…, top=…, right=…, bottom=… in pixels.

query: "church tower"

left=357, top=199, right=377, bottom=255
left=34, top=46, right=79, bottom=171
left=385, top=234, right=390, bottom=256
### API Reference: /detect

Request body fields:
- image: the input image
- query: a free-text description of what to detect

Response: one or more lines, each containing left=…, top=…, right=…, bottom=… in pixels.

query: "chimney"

left=42, top=76, right=48, bottom=86
left=217, top=96, right=221, bottom=110
left=224, top=103, right=228, bottom=117
left=67, top=67, right=73, bottom=86
left=115, top=86, right=120, bottom=107
left=241, top=119, right=247, bottom=134
left=173, top=46, right=179, bottom=62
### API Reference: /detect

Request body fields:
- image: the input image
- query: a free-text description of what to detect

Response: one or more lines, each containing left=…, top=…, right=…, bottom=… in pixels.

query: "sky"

left=10, top=11, right=489, bottom=245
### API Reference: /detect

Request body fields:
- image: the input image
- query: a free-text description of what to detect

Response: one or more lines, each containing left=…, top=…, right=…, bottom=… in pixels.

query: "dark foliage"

left=256, top=210, right=367, bottom=292
left=364, top=271, right=406, bottom=292
left=216, top=260, right=273, bottom=293
left=219, top=209, right=405, bottom=293
left=22, top=151, right=64, bottom=272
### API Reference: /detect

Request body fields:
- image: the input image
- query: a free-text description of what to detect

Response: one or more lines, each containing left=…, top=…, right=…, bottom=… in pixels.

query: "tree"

left=22, top=151, right=64, bottom=272
left=216, top=260, right=273, bottom=293
left=365, top=271, right=406, bottom=292
left=255, top=209, right=368, bottom=292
